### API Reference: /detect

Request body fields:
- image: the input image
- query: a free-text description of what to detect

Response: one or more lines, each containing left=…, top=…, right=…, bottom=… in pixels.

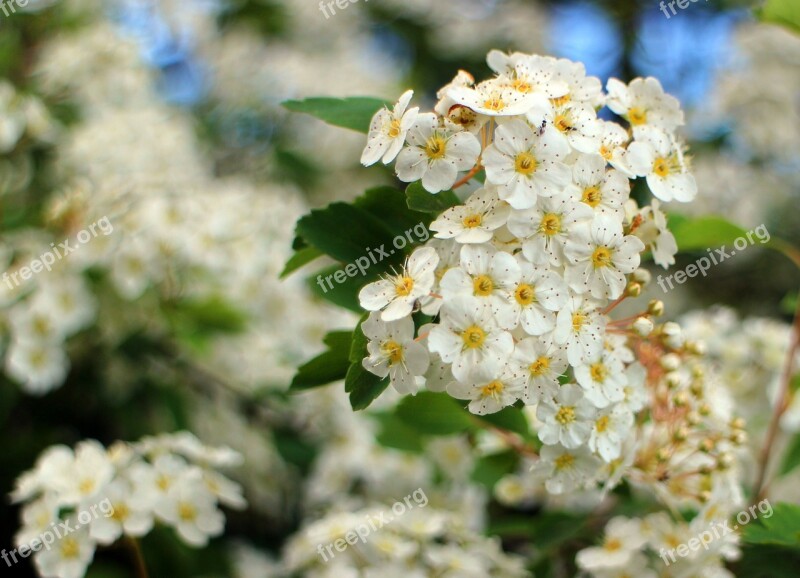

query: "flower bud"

left=661, top=353, right=681, bottom=371
left=626, top=281, right=642, bottom=297
left=648, top=299, right=665, bottom=316
left=662, top=322, right=684, bottom=349
left=632, top=268, right=652, bottom=286
left=633, top=316, right=654, bottom=336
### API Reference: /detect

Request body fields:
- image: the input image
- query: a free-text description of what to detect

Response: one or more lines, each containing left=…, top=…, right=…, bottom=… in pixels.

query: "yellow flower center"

left=381, top=340, right=404, bottom=365
left=61, top=537, right=80, bottom=559
left=112, top=503, right=130, bottom=522
left=483, top=96, right=506, bottom=111
left=462, top=214, right=483, bottom=228
left=156, top=474, right=171, bottom=491
left=590, top=363, right=608, bottom=383
left=596, top=415, right=610, bottom=433
left=555, top=405, right=576, bottom=424
left=551, top=94, right=571, bottom=108
left=653, top=156, right=670, bottom=177
left=461, top=325, right=486, bottom=349
left=554, top=453, right=575, bottom=470
left=540, top=213, right=561, bottom=236
left=604, top=537, right=622, bottom=551
left=425, top=135, right=448, bottom=160
left=78, top=479, right=95, bottom=495
left=599, top=144, right=613, bottom=160
left=481, top=380, right=505, bottom=397
left=512, top=78, right=532, bottom=93
left=178, top=502, right=197, bottom=522
left=387, top=118, right=402, bottom=138
left=395, top=276, right=415, bottom=296
left=514, top=151, right=538, bottom=175
left=473, top=275, right=494, bottom=297
left=592, top=246, right=613, bottom=268
left=628, top=107, right=647, bottom=125
left=529, top=356, right=550, bottom=376
left=514, top=283, right=536, bottom=306
left=554, top=113, right=572, bottom=133
left=582, top=186, right=602, bottom=207
left=572, top=312, right=587, bottom=332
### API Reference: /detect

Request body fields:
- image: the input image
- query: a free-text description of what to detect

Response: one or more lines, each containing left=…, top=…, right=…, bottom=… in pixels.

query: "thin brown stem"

left=126, top=537, right=149, bottom=578
left=753, top=295, right=800, bottom=502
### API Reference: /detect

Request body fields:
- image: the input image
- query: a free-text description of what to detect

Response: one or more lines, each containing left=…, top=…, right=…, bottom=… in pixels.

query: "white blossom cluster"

left=11, top=432, right=245, bottom=578
left=357, top=51, right=697, bottom=493
left=282, top=505, right=529, bottom=578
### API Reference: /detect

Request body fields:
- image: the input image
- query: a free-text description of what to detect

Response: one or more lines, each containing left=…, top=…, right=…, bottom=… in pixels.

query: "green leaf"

left=282, top=96, right=390, bottom=133
left=307, top=265, right=363, bottom=313
left=280, top=246, right=323, bottom=278
left=290, top=331, right=353, bottom=391
left=395, top=392, right=476, bottom=435
left=471, top=450, right=518, bottom=489
left=669, top=214, right=747, bottom=252
left=737, top=544, right=800, bottom=578
left=477, top=406, right=530, bottom=437
left=406, top=181, right=461, bottom=214
left=355, top=186, right=431, bottom=241
left=742, top=502, right=800, bottom=549
left=296, top=202, right=400, bottom=268
left=373, top=412, right=426, bottom=453
left=345, top=362, right=389, bottom=411
left=780, top=434, right=800, bottom=476
left=758, top=0, right=800, bottom=33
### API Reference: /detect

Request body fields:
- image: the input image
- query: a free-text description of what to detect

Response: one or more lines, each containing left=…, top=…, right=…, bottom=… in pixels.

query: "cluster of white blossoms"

left=11, top=432, right=245, bottom=578
left=282, top=505, right=529, bottom=578
left=358, top=51, right=698, bottom=493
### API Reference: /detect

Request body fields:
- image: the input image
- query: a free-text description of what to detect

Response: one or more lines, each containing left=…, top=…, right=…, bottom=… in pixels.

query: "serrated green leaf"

left=345, top=362, right=389, bottom=411
left=406, top=181, right=461, bottom=214
left=395, top=392, right=476, bottom=435
left=307, top=265, right=363, bottom=313
left=669, top=214, right=748, bottom=252
left=280, top=246, right=323, bottom=278
left=296, top=202, right=399, bottom=266
left=355, top=186, right=431, bottom=241
left=290, top=331, right=352, bottom=391
left=742, top=502, right=800, bottom=549
left=282, top=96, right=391, bottom=133
left=373, top=412, right=426, bottom=453
left=779, top=434, right=800, bottom=476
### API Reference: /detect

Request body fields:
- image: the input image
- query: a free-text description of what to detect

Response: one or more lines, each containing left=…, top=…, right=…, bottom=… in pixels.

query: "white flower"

left=361, top=90, right=419, bottom=166
left=495, top=258, right=568, bottom=334
left=428, top=296, right=514, bottom=382
left=567, top=153, right=629, bottom=218
left=588, top=406, right=634, bottom=462
left=5, top=340, right=69, bottom=395
left=575, top=349, right=627, bottom=408
left=564, top=216, right=645, bottom=300
left=507, top=191, right=593, bottom=266
left=159, top=475, right=225, bottom=547
left=510, top=337, right=568, bottom=402
left=606, top=77, right=684, bottom=131
left=430, top=186, right=510, bottom=244
left=553, top=295, right=605, bottom=366
left=33, top=519, right=96, bottom=578
left=129, top=453, right=194, bottom=513
left=358, top=247, right=439, bottom=321
left=527, top=100, right=602, bottom=154
left=535, top=443, right=601, bottom=494
left=575, top=516, right=647, bottom=570
left=550, top=57, right=604, bottom=107
left=447, top=364, right=526, bottom=415
left=54, top=440, right=114, bottom=507
left=537, top=384, right=597, bottom=448
left=434, top=71, right=488, bottom=134
left=595, top=119, right=632, bottom=174
left=626, top=126, right=697, bottom=203
left=439, top=245, right=519, bottom=314
left=395, top=113, right=481, bottom=193
left=89, top=479, right=154, bottom=544
left=630, top=198, right=678, bottom=268
left=448, top=77, right=548, bottom=117
left=483, top=119, right=571, bottom=209
left=362, top=312, right=430, bottom=395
